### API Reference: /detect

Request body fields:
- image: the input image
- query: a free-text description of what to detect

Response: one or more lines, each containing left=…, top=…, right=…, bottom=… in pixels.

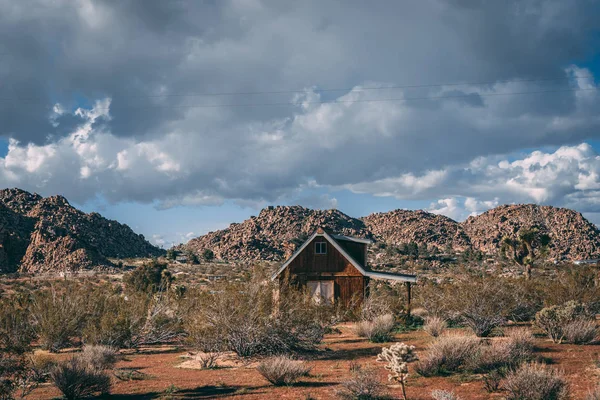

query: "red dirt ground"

left=29, top=324, right=600, bottom=399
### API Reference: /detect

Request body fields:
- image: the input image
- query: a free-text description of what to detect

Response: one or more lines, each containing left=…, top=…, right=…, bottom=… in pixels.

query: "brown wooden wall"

left=281, top=235, right=368, bottom=306
left=337, top=241, right=367, bottom=266
left=287, top=236, right=363, bottom=276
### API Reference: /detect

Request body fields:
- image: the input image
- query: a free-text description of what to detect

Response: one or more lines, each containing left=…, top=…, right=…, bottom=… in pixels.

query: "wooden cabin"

left=271, top=228, right=417, bottom=307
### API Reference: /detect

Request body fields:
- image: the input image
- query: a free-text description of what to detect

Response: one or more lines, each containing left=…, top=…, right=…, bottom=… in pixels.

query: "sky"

left=1, top=0, right=600, bottom=248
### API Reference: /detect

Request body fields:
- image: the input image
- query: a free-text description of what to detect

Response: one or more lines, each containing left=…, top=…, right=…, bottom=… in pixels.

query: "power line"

left=0, top=74, right=594, bottom=102
left=85, top=87, right=597, bottom=111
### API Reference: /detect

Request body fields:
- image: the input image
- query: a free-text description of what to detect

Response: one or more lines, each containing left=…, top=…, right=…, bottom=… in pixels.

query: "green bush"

left=0, top=298, right=35, bottom=399
left=123, top=260, right=173, bottom=293
left=30, top=284, right=88, bottom=352
left=535, top=301, right=591, bottom=343
left=202, top=249, right=215, bottom=261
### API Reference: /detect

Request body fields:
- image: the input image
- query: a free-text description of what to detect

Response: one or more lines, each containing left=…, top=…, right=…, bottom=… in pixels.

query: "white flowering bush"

left=376, top=342, right=418, bottom=400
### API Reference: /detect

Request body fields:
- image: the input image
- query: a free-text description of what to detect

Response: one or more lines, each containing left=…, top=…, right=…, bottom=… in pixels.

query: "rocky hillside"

left=184, top=205, right=371, bottom=261
left=184, top=204, right=600, bottom=262
left=0, top=188, right=162, bottom=274
left=363, top=209, right=472, bottom=251
left=462, top=204, right=600, bottom=261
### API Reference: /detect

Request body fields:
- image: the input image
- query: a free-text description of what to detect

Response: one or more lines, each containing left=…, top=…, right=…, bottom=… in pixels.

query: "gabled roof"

left=331, top=234, right=372, bottom=244
left=271, top=229, right=417, bottom=283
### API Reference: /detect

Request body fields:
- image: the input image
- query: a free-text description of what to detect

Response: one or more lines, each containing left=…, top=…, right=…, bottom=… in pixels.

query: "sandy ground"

left=29, top=324, right=600, bottom=399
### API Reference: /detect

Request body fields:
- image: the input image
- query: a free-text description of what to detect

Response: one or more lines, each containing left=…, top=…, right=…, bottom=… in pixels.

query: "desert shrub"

left=469, top=330, right=534, bottom=373
left=411, top=307, right=429, bottom=320
left=415, top=334, right=479, bottom=376
left=202, top=249, right=215, bottom=261
left=453, top=278, right=513, bottom=337
left=79, top=345, right=118, bottom=370
left=431, top=390, right=461, bottom=400
left=123, top=260, right=173, bottom=293
left=50, top=357, right=111, bottom=400
left=0, top=298, right=35, bottom=399
left=587, top=385, right=600, bottom=400
left=562, top=318, right=597, bottom=344
left=185, top=279, right=330, bottom=357
left=543, top=266, right=600, bottom=313
left=84, top=290, right=183, bottom=349
left=361, top=281, right=407, bottom=320
left=423, top=316, right=447, bottom=337
left=535, top=301, right=592, bottom=343
left=503, top=363, right=568, bottom=400
left=415, top=278, right=515, bottom=336
left=336, top=364, right=386, bottom=400
left=256, top=356, right=311, bottom=386
left=354, top=314, right=395, bottom=343
left=82, top=295, right=138, bottom=348
left=482, top=368, right=506, bottom=393
left=30, top=284, right=89, bottom=352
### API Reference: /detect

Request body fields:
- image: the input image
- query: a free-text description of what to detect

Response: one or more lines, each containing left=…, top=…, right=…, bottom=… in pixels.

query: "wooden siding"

left=282, top=235, right=368, bottom=306
left=287, top=236, right=363, bottom=276
left=336, top=240, right=367, bottom=266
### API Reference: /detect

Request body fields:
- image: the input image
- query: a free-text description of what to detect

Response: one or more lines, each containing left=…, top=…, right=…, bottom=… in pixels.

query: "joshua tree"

left=501, top=227, right=550, bottom=280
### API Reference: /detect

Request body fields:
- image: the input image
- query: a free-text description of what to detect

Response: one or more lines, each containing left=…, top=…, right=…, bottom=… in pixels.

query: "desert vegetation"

left=0, top=260, right=598, bottom=399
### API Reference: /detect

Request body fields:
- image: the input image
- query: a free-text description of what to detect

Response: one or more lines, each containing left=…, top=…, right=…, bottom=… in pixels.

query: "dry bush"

left=470, top=328, right=534, bottom=372
left=30, top=284, right=88, bottom=352
left=335, top=365, right=386, bottom=400
left=83, top=289, right=183, bottom=349
left=50, top=357, right=111, bottom=400
left=360, top=282, right=405, bottom=320
left=354, top=314, right=395, bottom=343
left=543, top=266, right=600, bottom=313
left=423, top=317, right=447, bottom=337
left=453, top=279, right=512, bottom=337
left=185, top=278, right=331, bottom=357
left=562, top=318, right=597, bottom=344
left=80, top=345, right=118, bottom=370
left=196, top=351, right=220, bottom=370
left=0, top=297, right=36, bottom=399
left=431, top=390, right=461, bottom=400
left=415, top=278, right=515, bottom=336
left=535, top=301, right=592, bottom=343
left=482, top=368, right=505, bottom=393
left=415, top=334, right=480, bottom=376
left=587, top=385, right=600, bottom=400
left=256, top=356, right=311, bottom=386
left=503, top=363, right=568, bottom=400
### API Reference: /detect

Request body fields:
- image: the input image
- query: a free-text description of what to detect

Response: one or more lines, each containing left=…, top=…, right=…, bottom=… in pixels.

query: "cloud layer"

left=0, top=0, right=599, bottom=222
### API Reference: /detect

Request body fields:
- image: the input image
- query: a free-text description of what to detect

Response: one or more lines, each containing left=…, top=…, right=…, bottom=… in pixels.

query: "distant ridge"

left=183, top=204, right=600, bottom=262
left=0, top=188, right=163, bottom=273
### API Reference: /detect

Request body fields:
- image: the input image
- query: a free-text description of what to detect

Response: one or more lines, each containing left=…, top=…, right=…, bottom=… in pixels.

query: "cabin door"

left=307, top=280, right=334, bottom=303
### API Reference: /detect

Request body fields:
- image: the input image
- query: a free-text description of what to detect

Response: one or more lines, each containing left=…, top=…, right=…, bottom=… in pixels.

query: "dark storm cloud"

left=0, top=0, right=599, bottom=213
left=0, top=0, right=598, bottom=144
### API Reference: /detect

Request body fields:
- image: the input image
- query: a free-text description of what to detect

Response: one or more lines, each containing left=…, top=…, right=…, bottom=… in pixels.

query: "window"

left=315, top=242, right=327, bottom=254
left=307, top=281, right=334, bottom=303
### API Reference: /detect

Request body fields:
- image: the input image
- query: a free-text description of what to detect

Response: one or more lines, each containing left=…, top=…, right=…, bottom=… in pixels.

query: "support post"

left=405, top=282, right=412, bottom=317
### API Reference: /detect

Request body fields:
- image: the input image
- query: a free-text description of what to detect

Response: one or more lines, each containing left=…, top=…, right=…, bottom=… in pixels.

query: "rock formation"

left=184, top=204, right=600, bottom=263
left=0, top=188, right=162, bottom=273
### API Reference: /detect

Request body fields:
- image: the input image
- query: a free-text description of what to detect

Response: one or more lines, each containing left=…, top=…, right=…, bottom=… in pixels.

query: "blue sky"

left=1, top=1, right=600, bottom=247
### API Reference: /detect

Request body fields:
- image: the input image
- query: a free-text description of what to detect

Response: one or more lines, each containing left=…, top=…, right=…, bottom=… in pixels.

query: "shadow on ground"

left=106, top=385, right=257, bottom=399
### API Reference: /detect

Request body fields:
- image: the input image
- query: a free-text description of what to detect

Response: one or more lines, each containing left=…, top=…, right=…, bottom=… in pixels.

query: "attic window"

left=315, top=242, right=327, bottom=254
